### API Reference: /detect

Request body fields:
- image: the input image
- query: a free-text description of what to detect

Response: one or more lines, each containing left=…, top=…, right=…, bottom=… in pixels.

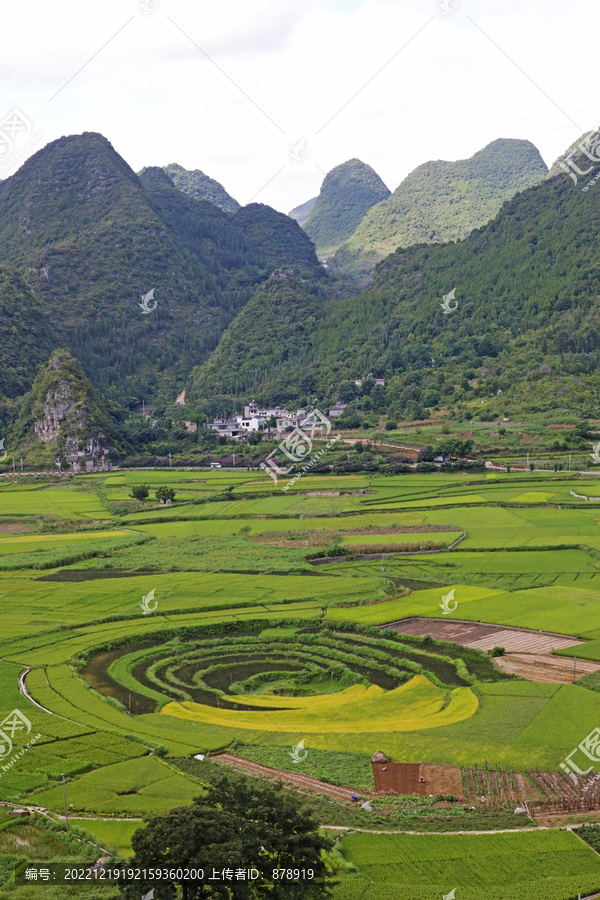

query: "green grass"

left=26, top=757, right=202, bottom=815
left=0, top=531, right=132, bottom=555
left=0, top=490, right=111, bottom=519
left=335, top=829, right=600, bottom=900
left=75, top=818, right=143, bottom=855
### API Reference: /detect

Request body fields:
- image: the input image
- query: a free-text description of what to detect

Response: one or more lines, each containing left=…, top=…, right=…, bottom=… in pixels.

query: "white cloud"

left=1, top=0, right=598, bottom=212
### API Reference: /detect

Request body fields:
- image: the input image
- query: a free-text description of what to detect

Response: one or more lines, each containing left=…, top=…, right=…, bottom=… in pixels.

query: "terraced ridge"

left=82, top=623, right=513, bottom=714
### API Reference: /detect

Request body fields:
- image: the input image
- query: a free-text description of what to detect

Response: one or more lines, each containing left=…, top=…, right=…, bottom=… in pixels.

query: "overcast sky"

left=1, top=0, right=598, bottom=213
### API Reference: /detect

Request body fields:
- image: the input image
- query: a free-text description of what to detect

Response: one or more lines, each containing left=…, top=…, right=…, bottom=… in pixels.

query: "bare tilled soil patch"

left=386, top=618, right=593, bottom=684
left=387, top=618, right=582, bottom=654
left=494, top=652, right=600, bottom=684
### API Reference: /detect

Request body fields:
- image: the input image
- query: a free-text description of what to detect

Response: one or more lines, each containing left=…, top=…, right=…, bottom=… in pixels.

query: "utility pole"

left=569, top=454, right=571, bottom=471
left=62, top=774, right=68, bottom=828
left=347, top=450, right=350, bottom=461
left=527, top=452, right=529, bottom=469
left=12, top=456, right=15, bottom=473
left=169, top=453, right=172, bottom=467
left=233, top=453, right=235, bottom=468
left=142, top=399, right=145, bottom=417
left=574, top=657, right=577, bottom=683
left=20, top=458, right=23, bottom=473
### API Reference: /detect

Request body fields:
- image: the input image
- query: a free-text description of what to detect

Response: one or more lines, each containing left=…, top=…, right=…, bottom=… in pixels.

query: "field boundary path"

left=209, top=753, right=374, bottom=802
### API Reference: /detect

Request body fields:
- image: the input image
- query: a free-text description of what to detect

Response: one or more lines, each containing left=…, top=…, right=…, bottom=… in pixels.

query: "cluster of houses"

left=206, top=401, right=317, bottom=441
left=204, top=377, right=386, bottom=441
left=206, top=400, right=358, bottom=440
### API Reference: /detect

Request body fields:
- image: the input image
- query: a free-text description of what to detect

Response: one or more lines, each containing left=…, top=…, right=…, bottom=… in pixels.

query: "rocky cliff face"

left=16, top=349, right=111, bottom=465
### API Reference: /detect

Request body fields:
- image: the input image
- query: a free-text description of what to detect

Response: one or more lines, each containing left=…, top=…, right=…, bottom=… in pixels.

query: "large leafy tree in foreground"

left=119, top=773, right=333, bottom=899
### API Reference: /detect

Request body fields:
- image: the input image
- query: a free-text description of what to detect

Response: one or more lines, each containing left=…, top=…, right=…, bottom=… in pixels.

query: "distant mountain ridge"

left=161, top=162, right=240, bottom=213
left=188, top=149, right=600, bottom=420
left=288, top=197, right=316, bottom=226
left=331, top=139, right=549, bottom=280
left=303, top=159, right=390, bottom=257
left=0, top=133, right=320, bottom=408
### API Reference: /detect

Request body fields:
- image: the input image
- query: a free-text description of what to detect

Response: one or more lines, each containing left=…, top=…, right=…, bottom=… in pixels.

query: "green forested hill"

left=161, top=162, right=240, bottom=213
left=288, top=197, right=316, bottom=226
left=189, top=164, right=600, bottom=420
left=188, top=269, right=326, bottom=407
left=303, top=159, right=390, bottom=257
left=0, top=266, right=57, bottom=399
left=0, top=133, right=319, bottom=405
left=233, top=203, right=321, bottom=274
left=332, top=139, right=549, bottom=280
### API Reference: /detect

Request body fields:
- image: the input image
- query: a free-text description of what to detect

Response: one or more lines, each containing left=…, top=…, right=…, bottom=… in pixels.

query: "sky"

left=1, top=0, right=598, bottom=213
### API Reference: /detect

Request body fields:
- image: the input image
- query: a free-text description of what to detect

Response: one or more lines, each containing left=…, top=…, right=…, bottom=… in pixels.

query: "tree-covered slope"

left=233, top=203, right=321, bottom=275
left=0, top=266, right=57, bottom=400
left=161, top=162, right=240, bottom=213
left=332, top=139, right=548, bottom=280
left=0, top=133, right=318, bottom=404
left=188, top=268, right=326, bottom=406
left=189, top=164, right=600, bottom=420
left=303, top=159, right=390, bottom=257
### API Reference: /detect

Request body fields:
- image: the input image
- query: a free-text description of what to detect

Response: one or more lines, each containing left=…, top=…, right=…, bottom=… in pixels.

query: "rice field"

left=334, top=829, right=600, bottom=900
left=5, top=466, right=600, bottom=863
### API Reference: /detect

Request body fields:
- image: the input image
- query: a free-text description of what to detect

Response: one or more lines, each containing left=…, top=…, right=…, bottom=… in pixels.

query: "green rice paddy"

left=3, top=466, right=600, bottom=888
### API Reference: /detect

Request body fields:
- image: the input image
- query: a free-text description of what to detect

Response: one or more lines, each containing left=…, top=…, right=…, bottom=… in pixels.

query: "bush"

left=416, top=462, right=437, bottom=473
left=130, top=484, right=150, bottom=501
left=490, top=647, right=505, bottom=657
left=385, top=420, right=397, bottom=431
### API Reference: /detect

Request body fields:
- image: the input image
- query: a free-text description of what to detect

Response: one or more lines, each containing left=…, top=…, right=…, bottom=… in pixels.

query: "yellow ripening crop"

left=161, top=675, right=478, bottom=734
